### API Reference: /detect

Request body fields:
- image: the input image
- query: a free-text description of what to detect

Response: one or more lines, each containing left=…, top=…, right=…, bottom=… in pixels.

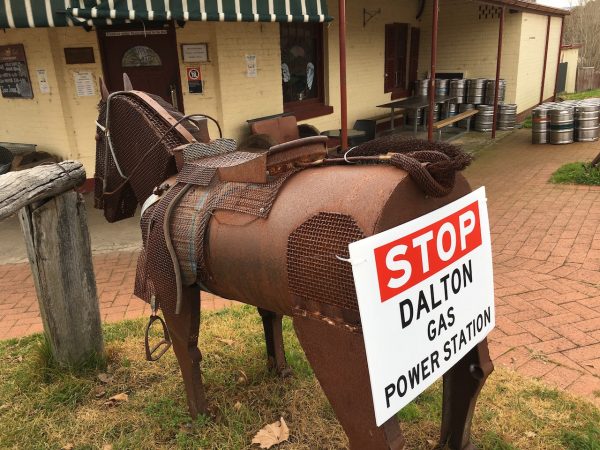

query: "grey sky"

left=536, top=0, right=579, bottom=9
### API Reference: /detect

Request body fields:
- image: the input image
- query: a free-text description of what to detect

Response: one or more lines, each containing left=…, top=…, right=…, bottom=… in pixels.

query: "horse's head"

left=93, top=75, right=208, bottom=222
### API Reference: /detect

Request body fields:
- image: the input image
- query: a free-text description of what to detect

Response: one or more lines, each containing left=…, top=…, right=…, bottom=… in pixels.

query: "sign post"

left=349, top=187, right=495, bottom=426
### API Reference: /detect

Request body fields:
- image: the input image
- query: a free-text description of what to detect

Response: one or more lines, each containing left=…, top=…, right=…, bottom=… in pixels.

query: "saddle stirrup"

left=145, top=295, right=172, bottom=361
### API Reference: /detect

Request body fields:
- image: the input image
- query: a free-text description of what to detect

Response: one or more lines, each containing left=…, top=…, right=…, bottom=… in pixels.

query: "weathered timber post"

left=0, top=161, right=104, bottom=365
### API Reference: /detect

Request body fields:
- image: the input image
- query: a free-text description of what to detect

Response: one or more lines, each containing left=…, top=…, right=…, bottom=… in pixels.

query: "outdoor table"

left=377, top=95, right=457, bottom=134
left=321, top=128, right=367, bottom=147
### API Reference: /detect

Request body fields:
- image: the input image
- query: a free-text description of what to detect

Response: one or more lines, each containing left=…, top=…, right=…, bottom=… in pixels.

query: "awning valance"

left=0, top=0, right=332, bottom=28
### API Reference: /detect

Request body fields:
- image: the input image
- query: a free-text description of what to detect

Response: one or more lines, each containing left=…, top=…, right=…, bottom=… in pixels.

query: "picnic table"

left=377, top=95, right=457, bottom=134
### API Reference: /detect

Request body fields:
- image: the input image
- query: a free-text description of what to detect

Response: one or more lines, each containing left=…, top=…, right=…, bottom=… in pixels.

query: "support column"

left=553, top=17, right=565, bottom=100
left=540, top=16, right=551, bottom=104
left=491, top=6, right=505, bottom=139
left=427, top=0, right=439, bottom=142
left=338, top=0, right=348, bottom=150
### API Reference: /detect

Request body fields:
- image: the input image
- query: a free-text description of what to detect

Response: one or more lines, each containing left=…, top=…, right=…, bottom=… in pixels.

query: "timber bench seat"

left=432, top=109, right=479, bottom=140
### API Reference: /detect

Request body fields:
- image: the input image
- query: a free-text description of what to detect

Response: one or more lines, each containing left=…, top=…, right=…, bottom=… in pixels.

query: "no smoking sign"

left=186, top=66, right=203, bottom=94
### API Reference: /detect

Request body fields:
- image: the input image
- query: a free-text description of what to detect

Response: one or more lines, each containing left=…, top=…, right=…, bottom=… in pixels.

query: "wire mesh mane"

left=94, top=93, right=195, bottom=222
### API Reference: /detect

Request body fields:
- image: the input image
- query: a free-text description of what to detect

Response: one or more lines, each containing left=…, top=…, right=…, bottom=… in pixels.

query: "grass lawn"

left=550, top=162, right=600, bottom=186
left=561, top=89, right=600, bottom=101
left=1, top=305, right=599, bottom=449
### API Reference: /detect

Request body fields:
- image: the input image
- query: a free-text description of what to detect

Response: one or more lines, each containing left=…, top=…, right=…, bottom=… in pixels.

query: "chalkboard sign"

left=0, top=44, right=33, bottom=99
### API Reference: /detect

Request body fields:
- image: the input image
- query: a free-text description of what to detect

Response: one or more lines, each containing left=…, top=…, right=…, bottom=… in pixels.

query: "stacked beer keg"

left=531, top=99, right=599, bottom=144
left=411, top=77, right=514, bottom=130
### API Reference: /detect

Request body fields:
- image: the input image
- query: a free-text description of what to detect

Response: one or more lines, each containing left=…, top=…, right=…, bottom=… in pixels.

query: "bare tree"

left=564, top=0, right=600, bottom=68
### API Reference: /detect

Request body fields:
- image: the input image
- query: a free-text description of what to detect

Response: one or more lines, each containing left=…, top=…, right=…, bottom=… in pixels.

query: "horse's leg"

left=439, top=338, right=494, bottom=450
left=293, top=315, right=404, bottom=450
left=257, top=308, right=291, bottom=376
left=163, top=285, right=208, bottom=418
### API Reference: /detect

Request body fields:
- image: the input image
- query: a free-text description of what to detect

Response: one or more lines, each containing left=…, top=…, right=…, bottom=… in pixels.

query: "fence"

left=576, top=67, right=600, bottom=92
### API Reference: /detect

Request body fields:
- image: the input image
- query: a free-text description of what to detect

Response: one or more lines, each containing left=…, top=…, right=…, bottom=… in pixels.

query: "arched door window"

left=122, top=46, right=162, bottom=67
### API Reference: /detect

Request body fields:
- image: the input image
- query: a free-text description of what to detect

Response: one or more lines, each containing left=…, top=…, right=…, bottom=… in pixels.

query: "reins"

left=98, top=92, right=222, bottom=198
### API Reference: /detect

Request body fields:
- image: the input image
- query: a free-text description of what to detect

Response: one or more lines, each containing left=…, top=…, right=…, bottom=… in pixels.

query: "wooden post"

left=1, top=161, right=103, bottom=366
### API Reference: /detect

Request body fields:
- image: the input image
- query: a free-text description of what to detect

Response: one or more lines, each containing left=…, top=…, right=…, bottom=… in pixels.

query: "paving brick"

left=541, top=366, right=582, bottom=390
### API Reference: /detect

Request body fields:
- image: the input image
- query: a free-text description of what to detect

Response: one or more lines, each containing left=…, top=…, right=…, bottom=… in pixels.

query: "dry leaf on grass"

left=104, top=393, right=129, bottom=406
left=61, top=445, right=74, bottom=450
left=525, top=431, right=536, bottom=438
left=102, top=445, right=113, bottom=450
left=97, top=373, right=113, bottom=384
left=237, top=370, right=248, bottom=385
left=217, top=338, right=234, bottom=346
left=251, top=417, right=289, bottom=449
left=233, top=401, right=242, bottom=411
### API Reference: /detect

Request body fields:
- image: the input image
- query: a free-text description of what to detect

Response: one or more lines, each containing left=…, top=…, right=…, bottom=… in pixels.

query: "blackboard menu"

left=0, top=44, right=33, bottom=99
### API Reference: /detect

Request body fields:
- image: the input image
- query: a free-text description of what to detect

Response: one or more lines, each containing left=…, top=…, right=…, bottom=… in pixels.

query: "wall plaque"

left=182, top=43, right=209, bottom=63
left=0, top=44, right=33, bottom=99
left=64, top=47, right=95, bottom=64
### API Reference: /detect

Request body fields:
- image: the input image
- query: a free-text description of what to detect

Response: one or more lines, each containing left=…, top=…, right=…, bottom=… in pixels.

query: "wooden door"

left=384, top=23, right=409, bottom=98
left=97, top=22, right=184, bottom=111
left=408, top=28, right=420, bottom=94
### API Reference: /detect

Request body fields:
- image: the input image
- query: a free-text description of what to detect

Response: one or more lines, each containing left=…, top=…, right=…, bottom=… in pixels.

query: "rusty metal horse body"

left=94, top=83, right=493, bottom=450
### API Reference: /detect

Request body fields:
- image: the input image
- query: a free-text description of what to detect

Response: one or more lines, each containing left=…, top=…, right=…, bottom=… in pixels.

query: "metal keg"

left=406, top=108, right=423, bottom=126
left=475, top=105, right=494, bottom=131
left=549, top=108, right=574, bottom=144
left=414, top=79, right=429, bottom=97
left=531, top=107, right=549, bottom=144
left=485, top=79, right=506, bottom=105
left=574, top=104, right=599, bottom=142
left=458, top=103, right=475, bottom=129
left=497, top=103, right=517, bottom=130
left=449, top=79, right=465, bottom=103
left=433, top=103, right=441, bottom=121
left=435, top=79, right=449, bottom=96
left=466, top=78, right=486, bottom=104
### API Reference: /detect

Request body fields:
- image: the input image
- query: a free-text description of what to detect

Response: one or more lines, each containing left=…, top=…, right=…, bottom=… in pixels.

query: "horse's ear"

left=99, top=77, right=109, bottom=101
left=123, top=73, right=133, bottom=91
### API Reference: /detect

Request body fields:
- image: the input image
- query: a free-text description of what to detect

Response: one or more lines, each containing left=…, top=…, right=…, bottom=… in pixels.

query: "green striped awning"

left=0, top=0, right=332, bottom=28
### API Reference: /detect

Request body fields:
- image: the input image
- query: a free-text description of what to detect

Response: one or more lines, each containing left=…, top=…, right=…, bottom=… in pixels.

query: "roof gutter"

left=476, top=0, right=570, bottom=17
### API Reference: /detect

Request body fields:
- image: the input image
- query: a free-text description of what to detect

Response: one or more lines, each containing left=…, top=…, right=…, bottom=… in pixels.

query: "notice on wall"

left=182, top=43, right=208, bottom=63
left=186, top=67, right=203, bottom=94
left=36, top=69, right=50, bottom=94
left=245, top=54, right=257, bottom=77
left=73, top=71, right=96, bottom=97
left=0, top=44, right=33, bottom=99
left=348, top=187, right=495, bottom=426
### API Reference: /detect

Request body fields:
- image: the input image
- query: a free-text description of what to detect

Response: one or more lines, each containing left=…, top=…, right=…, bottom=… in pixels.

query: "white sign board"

left=73, top=71, right=95, bottom=97
left=349, top=187, right=495, bottom=426
left=36, top=69, right=49, bottom=94
left=182, top=43, right=209, bottom=63
left=245, top=54, right=257, bottom=77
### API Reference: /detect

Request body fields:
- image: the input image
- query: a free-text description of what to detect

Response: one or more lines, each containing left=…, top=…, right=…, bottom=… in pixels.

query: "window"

left=122, top=46, right=162, bottom=68
left=280, top=23, right=332, bottom=120
left=384, top=23, right=409, bottom=98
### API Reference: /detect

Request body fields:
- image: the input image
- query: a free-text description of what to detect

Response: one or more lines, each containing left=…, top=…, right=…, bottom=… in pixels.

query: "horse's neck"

left=128, top=153, right=178, bottom=207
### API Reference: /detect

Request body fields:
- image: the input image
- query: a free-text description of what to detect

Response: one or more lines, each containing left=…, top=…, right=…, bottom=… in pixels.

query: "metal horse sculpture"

left=94, top=80, right=493, bottom=450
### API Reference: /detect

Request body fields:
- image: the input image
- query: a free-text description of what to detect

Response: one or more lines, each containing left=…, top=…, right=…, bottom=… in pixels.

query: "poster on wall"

left=186, top=67, right=203, bottom=94
left=36, top=69, right=50, bottom=94
left=245, top=54, right=257, bottom=78
left=182, top=44, right=208, bottom=63
left=0, top=44, right=34, bottom=99
left=73, top=71, right=96, bottom=97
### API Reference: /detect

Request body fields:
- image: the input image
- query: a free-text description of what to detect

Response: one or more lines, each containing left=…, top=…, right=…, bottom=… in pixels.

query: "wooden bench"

left=432, top=109, right=479, bottom=140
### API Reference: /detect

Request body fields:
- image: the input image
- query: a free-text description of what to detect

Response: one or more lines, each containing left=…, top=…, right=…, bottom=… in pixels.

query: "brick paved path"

left=0, top=129, right=599, bottom=403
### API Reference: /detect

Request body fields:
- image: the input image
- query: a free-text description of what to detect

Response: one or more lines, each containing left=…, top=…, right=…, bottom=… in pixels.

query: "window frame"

left=280, top=22, right=333, bottom=121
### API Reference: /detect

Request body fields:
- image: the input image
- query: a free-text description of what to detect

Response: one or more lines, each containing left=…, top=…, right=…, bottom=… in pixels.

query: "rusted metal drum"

left=466, top=78, right=486, bottom=104
left=458, top=103, right=475, bottom=129
left=475, top=105, right=494, bottom=131
left=532, top=107, right=549, bottom=144
left=449, top=79, right=466, bottom=103
left=549, top=108, right=574, bottom=144
left=485, top=79, right=506, bottom=105
left=414, top=79, right=429, bottom=96
left=435, top=78, right=449, bottom=96
left=202, top=165, right=471, bottom=316
left=497, top=104, right=517, bottom=130
left=574, top=104, right=600, bottom=142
